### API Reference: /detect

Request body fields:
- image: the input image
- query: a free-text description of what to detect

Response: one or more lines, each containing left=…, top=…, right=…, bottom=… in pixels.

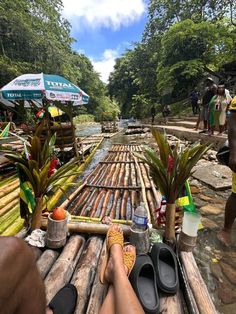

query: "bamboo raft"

left=65, top=144, right=161, bottom=224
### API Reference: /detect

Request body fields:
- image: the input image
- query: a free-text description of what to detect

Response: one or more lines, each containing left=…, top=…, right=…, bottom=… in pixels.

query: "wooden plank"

left=44, top=235, right=85, bottom=303
left=180, top=252, right=217, bottom=314
left=160, top=290, right=184, bottom=314
left=72, top=236, right=104, bottom=314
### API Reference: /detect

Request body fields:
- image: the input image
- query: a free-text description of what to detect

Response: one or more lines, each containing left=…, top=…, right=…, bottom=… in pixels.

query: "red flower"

left=167, top=155, right=174, bottom=174
left=49, top=158, right=59, bottom=170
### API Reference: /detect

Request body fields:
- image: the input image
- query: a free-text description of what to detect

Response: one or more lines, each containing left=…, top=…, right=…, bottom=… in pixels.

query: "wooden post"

left=44, top=235, right=85, bottom=303
left=165, top=203, right=176, bottom=242
left=180, top=252, right=217, bottom=314
left=72, top=236, right=104, bottom=314
left=31, top=196, right=43, bottom=230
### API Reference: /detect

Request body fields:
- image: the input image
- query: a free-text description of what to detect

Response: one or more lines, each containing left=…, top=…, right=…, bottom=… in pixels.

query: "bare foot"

left=217, top=230, right=231, bottom=247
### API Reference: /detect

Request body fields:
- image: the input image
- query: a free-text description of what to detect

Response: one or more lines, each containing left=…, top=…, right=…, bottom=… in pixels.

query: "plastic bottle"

left=132, top=202, right=148, bottom=231
left=130, top=202, right=149, bottom=254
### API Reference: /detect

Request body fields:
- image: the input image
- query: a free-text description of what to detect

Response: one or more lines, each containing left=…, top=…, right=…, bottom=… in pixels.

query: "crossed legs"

left=99, top=225, right=144, bottom=314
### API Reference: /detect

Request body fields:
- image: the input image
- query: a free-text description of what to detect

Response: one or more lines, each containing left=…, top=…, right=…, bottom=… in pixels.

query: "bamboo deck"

left=66, top=144, right=161, bottom=223
left=35, top=143, right=216, bottom=314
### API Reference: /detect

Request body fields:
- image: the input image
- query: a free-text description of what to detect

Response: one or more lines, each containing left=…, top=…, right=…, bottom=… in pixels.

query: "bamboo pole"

left=60, top=182, right=87, bottom=209
left=41, top=219, right=131, bottom=235
left=133, top=155, right=151, bottom=222
left=44, top=235, right=85, bottom=303
left=0, top=179, right=19, bottom=198
left=0, top=205, right=19, bottom=233
left=0, top=189, right=19, bottom=210
left=1, top=216, right=24, bottom=236
left=180, top=252, right=217, bottom=314
left=0, top=198, right=19, bottom=217
left=86, top=240, right=108, bottom=314
left=120, top=163, right=130, bottom=219
left=72, top=236, right=104, bottom=314
left=37, top=250, right=59, bottom=279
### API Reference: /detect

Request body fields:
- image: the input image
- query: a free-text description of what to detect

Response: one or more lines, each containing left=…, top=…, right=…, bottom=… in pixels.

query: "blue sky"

left=62, top=0, right=148, bottom=83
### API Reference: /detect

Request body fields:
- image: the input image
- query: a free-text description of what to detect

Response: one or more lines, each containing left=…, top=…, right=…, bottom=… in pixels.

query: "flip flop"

left=100, top=225, right=124, bottom=284
left=123, top=243, right=136, bottom=277
left=129, top=254, right=159, bottom=314
left=150, top=243, right=179, bottom=294
left=48, top=284, right=77, bottom=314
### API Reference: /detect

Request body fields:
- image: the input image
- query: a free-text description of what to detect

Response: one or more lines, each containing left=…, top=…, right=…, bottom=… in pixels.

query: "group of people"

left=194, top=78, right=232, bottom=135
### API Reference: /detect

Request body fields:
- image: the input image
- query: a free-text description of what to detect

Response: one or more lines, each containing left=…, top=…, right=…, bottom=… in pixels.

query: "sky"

left=62, top=0, right=148, bottom=83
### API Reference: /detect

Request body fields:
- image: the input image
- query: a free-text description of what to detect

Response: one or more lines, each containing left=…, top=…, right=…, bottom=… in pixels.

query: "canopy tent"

left=0, top=73, right=89, bottom=104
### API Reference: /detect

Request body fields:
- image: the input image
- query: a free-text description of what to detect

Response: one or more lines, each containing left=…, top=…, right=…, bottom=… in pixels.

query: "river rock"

left=189, top=179, right=201, bottom=187
left=219, top=303, right=236, bottom=314
left=190, top=185, right=200, bottom=194
left=222, top=252, right=236, bottom=270
left=199, top=204, right=223, bottom=215
left=192, top=164, right=232, bottom=190
left=220, top=262, right=236, bottom=285
left=210, top=262, right=224, bottom=282
left=201, top=217, right=218, bottom=229
left=199, top=194, right=213, bottom=201
left=218, top=281, right=236, bottom=304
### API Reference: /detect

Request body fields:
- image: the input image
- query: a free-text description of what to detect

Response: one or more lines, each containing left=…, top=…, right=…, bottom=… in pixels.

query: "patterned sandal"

left=100, top=225, right=124, bottom=284
left=123, top=243, right=136, bottom=277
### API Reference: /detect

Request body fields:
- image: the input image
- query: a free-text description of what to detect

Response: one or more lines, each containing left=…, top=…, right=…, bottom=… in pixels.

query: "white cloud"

left=62, top=0, right=145, bottom=30
left=91, top=49, right=119, bottom=83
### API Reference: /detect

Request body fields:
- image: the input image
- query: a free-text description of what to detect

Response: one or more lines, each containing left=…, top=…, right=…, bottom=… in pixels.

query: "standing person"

left=209, top=84, right=232, bottom=135
left=199, top=78, right=217, bottom=133
left=190, top=88, right=199, bottom=115
left=217, top=88, right=236, bottom=246
left=151, top=105, right=156, bottom=124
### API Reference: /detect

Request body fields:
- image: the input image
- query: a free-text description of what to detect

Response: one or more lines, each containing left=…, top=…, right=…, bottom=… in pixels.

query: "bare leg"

left=0, top=237, right=46, bottom=314
left=217, top=192, right=236, bottom=246
left=219, top=125, right=224, bottom=134
left=99, top=226, right=144, bottom=314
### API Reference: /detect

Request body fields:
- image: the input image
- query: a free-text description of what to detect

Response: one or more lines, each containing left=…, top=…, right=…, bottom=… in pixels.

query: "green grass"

left=73, top=114, right=95, bottom=124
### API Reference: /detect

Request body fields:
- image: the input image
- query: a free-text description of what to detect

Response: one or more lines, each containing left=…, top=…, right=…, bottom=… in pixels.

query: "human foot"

left=100, top=224, right=124, bottom=284
left=217, top=229, right=231, bottom=247
left=123, top=244, right=136, bottom=276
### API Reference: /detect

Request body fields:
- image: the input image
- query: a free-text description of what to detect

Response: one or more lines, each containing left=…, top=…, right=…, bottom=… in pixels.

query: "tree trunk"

left=31, top=196, right=43, bottom=230
left=165, top=203, right=176, bottom=242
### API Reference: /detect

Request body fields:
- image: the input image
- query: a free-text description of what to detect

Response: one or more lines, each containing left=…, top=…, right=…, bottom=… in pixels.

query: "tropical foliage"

left=5, top=128, right=81, bottom=229
left=135, top=128, right=210, bottom=240
left=108, top=0, right=236, bottom=118
left=0, top=0, right=118, bottom=121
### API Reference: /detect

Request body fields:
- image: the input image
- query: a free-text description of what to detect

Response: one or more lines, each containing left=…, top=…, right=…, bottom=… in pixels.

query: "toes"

left=124, top=244, right=136, bottom=254
left=111, top=223, right=123, bottom=234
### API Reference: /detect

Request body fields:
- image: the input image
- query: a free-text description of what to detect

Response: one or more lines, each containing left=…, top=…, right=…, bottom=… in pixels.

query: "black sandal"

left=150, top=243, right=179, bottom=294
left=48, top=284, right=77, bottom=314
left=129, top=254, right=159, bottom=314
